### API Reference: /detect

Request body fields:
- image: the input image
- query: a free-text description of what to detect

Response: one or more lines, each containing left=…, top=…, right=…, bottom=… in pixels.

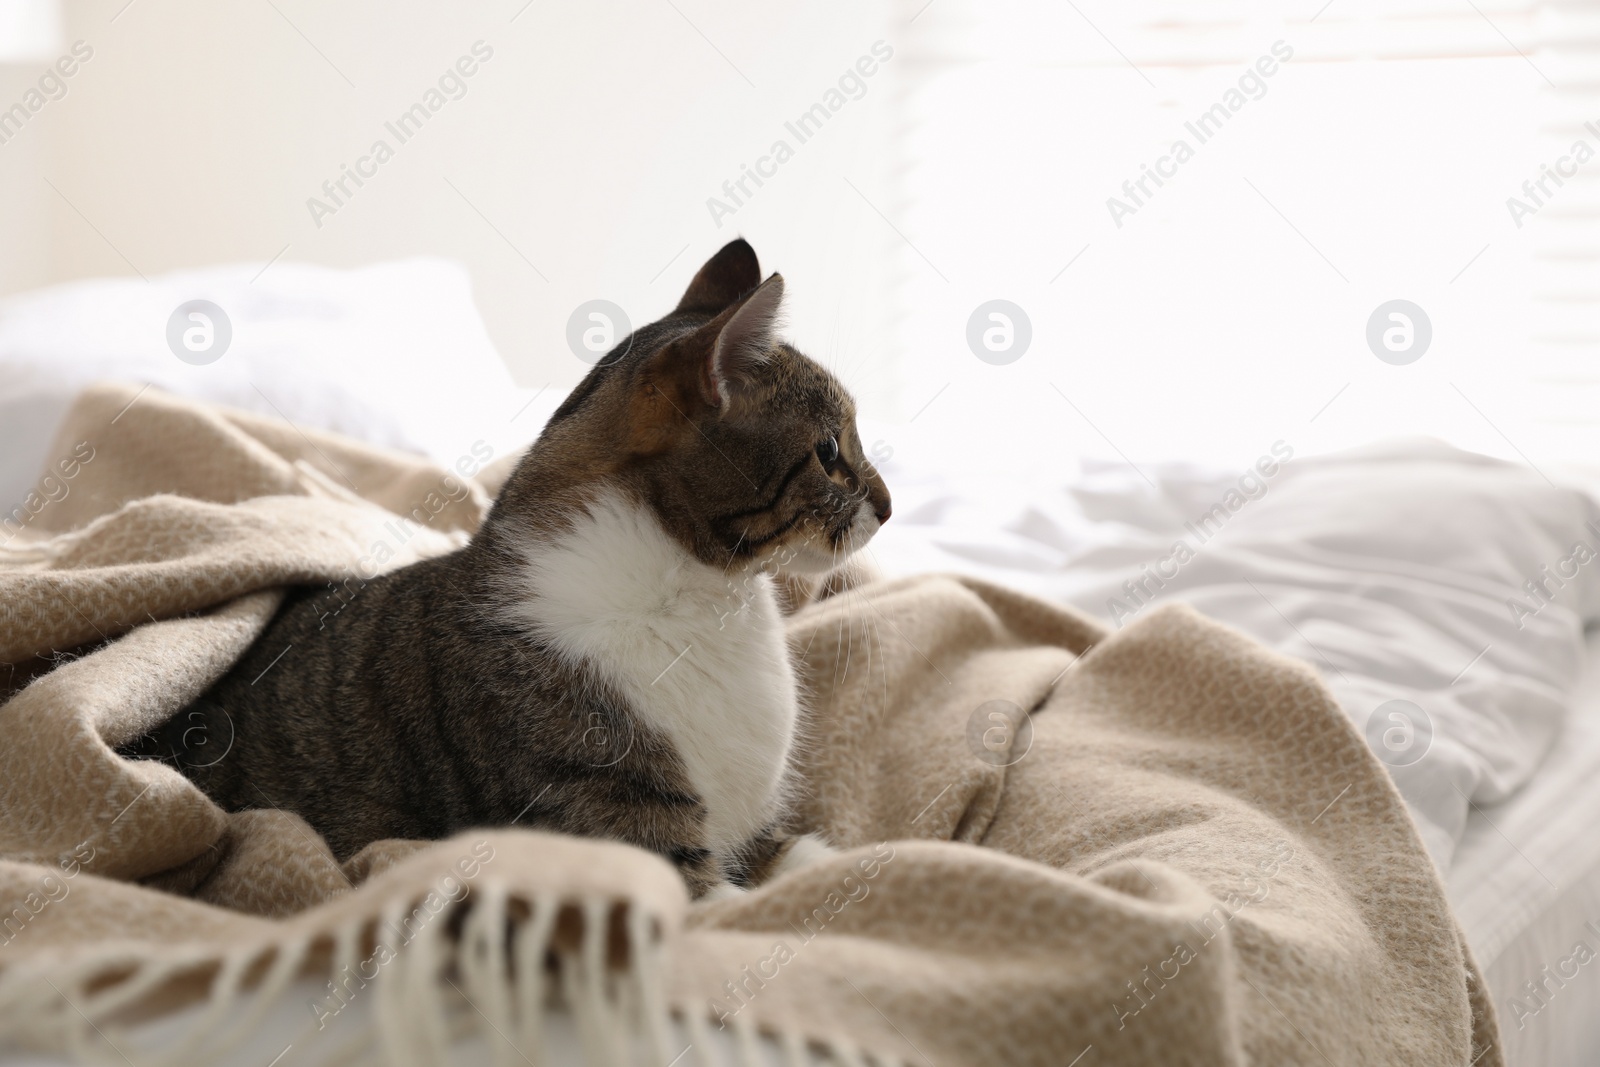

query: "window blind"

left=886, top=0, right=1589, bottom=468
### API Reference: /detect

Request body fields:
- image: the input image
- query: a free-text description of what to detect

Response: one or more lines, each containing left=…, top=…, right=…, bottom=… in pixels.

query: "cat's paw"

left=774, top=833, right=838, bottom=878
left=701, top=881, right=748, bottom=903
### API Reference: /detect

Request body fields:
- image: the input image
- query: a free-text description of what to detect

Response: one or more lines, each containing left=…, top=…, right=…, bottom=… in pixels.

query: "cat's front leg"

left=701, top=881, right=748, bottom=902
left=672, top=842, right=744, bottom=901
left=726, top=828, right=838, bottom=889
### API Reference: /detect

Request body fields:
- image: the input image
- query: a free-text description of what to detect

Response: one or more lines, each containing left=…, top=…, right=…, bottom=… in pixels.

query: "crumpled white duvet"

left=865, top=431, right=1600, bottom=870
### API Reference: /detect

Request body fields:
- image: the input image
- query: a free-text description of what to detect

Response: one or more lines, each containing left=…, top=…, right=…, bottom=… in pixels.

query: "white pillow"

left=0, top=258, right=548, bottom=511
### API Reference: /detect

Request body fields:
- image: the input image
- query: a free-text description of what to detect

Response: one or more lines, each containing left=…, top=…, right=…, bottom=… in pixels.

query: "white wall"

left=0, top=62, right=52, bottom=297
left=0, top=0, right=900, bottom=407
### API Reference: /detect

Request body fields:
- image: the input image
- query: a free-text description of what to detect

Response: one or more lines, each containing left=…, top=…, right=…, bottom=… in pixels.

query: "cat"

left=129, top=239, right=892, bottom=899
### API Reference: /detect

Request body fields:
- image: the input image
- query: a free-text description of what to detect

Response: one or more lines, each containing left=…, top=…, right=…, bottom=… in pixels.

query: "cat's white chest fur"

left=508, top=491, right=797, bottom=854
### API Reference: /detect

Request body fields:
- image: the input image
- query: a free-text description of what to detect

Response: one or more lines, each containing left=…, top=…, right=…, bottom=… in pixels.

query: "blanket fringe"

left=0, top=879, right=667, bottom=1066
left=666, top=1003, right=908, bottom=1067
left=0, top=878, right=909, bottom=1067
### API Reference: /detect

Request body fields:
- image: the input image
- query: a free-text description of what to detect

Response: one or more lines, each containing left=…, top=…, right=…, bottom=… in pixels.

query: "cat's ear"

left=639, top=272, right=783, bottom=434
left=676, top=239, right=761, bottom=314
left=698, top=272, right=784, bottom=409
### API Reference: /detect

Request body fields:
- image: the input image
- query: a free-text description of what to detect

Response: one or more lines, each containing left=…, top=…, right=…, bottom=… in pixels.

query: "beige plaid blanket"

left=0, top=383, right=1499, bottom=1066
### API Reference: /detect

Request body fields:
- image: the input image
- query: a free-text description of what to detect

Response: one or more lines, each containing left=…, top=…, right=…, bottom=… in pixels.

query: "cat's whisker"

left=856, top=583, right=883, bottom=706
left=829, top=530, right=858, bottom=683
left=830, top=583, right=849, bottom=687
left=833, top=531, right=866, bottom=683
left=859, top=591, right=885, bottom=714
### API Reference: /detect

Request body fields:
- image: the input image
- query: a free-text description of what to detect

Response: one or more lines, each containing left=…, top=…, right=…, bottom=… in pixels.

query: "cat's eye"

left=816, top=436, right=839, bottom=465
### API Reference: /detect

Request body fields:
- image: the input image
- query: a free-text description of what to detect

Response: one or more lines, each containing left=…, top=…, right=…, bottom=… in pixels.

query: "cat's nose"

left=875, top=501, right=891, bottom=524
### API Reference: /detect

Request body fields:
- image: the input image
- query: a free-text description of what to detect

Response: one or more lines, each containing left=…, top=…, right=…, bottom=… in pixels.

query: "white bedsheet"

left=1449, top=625, right=1600, bottom=1067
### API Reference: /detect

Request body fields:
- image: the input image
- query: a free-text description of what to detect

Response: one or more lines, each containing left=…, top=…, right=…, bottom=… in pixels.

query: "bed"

left=0, top=259, right=1591, bottom=1065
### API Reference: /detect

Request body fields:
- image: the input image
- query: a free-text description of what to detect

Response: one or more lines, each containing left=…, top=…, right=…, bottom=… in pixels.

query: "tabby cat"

left=131, top=239, right=891, bottom=899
